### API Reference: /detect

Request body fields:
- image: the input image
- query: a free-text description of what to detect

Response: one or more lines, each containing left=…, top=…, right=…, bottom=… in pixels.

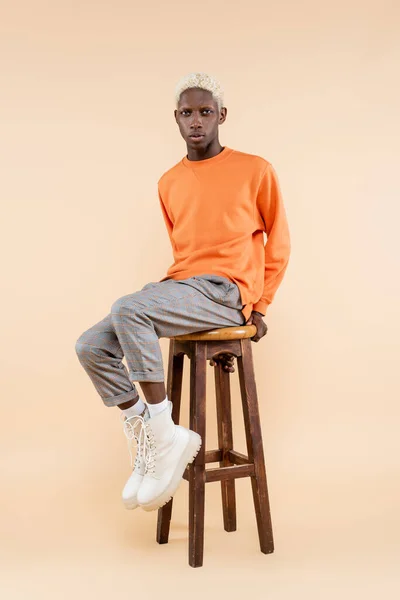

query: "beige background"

left=1, top=0, right=399, bottom=597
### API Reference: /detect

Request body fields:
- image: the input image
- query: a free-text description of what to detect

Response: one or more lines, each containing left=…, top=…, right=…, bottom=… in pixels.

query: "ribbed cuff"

left=102, top=388, right=140, bottom=408
left=252, top=300, right=269, bottom=316
left=128, top=368, right=165, bottom=383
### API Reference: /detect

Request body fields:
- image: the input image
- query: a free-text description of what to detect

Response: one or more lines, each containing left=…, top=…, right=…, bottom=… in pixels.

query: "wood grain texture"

left=156, top=340, right=184, bottom=545
left=215, top=362, right=237, bottom=531
left=188, top=341, right=207, bottom=567
left=237, top=338, right=274, bottom=554
left=154, top=332, right=274, bottom=567
left=173, top=324, right=257, bottom=341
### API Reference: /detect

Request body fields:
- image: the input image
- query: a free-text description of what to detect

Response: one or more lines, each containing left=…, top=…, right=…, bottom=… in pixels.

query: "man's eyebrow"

left=179, top=105, right=214, bottom=110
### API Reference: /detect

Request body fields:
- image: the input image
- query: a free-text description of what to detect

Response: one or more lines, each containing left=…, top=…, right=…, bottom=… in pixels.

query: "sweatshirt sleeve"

left=158, top=186, right=176, bottom=251
left=252, top=163, right=291, bottom=315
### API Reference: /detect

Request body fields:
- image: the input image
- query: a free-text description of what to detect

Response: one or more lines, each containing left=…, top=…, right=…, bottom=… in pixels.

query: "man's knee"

left=110, top=295, right=141, bottom=322
left=75, top=337, right=89, bottom=360
left=75, top=328, right=96, bottom=360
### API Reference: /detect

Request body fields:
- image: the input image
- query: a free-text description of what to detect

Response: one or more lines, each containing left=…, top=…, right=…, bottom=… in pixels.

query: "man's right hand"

left=246, top=311, right=268, bottom=342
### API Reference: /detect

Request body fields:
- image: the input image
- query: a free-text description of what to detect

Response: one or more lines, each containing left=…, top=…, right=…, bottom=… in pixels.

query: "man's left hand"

left=209, top=311, right=268, bottom=372
left=245, top=310, right=268, bottom=342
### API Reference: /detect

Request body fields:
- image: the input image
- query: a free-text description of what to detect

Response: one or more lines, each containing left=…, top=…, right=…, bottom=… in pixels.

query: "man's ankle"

left=118, top=393, right=141, bottom=411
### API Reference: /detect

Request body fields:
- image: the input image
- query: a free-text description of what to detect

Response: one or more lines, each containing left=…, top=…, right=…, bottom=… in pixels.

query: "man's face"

left=174, top=88, right=226, bottom=147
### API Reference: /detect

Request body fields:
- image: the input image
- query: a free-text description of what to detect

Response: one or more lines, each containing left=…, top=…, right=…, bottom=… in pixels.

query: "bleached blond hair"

left=174, top=72, right=224, bottom=112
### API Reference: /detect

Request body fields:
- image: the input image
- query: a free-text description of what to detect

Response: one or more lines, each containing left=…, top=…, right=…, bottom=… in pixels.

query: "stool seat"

left=173, top=324, right=257, bottom=341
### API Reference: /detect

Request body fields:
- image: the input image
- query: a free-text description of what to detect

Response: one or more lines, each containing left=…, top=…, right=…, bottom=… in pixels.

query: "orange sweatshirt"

left=157, top=146, right=291, bottom=323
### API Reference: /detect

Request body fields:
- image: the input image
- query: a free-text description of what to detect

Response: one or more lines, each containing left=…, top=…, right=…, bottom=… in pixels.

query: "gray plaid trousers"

left=75, top=274, right=246, bottom=407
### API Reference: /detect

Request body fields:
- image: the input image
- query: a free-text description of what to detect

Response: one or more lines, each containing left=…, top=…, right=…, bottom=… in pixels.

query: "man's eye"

left=181, top=109, right=212, bottom=115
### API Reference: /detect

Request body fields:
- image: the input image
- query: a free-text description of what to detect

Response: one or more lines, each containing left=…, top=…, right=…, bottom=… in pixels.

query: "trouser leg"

left=75, top=314, right=140, bottom=408
left=76, top=275, right=245, bottom=408
left=109, top=275, right=245, bottom=385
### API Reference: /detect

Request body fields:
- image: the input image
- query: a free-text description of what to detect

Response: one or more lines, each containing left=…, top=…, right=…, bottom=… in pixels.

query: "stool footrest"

left=182, top=447, right=254, bottom=482
left=228, top=450, right=250, bottom=465
left=193, top=448, right=251, bottom=465
left=205, top=464, right=255, bottom=482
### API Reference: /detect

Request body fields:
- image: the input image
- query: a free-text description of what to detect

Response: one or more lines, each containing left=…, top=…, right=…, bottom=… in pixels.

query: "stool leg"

left=214, top=363, right=237, bottom=532
left=156, top=341, right=184, bottom=545
left=188, top=341, right=207, bottom=568
left=237, top=339, right=274, bottom=554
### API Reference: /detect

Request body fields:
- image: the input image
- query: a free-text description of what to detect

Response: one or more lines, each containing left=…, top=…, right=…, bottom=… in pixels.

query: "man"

left=75, top=72, right=290, bottom=513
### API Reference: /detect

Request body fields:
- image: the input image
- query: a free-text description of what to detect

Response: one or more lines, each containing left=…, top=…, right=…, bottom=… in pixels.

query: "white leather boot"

left=120, top=404, right=150, bottom=509
left=137, top=401, right=202, bottom=511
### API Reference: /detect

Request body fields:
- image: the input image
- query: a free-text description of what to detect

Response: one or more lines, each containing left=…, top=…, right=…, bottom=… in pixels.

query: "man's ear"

left=219, top=106, right=227, bottom=124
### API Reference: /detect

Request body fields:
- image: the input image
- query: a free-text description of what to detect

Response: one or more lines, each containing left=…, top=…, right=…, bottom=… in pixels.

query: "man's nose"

left=190, top=113, right=202, bottom=127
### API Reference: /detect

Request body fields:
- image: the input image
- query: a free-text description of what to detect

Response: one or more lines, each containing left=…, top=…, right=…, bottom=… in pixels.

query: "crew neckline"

left=182, top=146, right=234, bottom=168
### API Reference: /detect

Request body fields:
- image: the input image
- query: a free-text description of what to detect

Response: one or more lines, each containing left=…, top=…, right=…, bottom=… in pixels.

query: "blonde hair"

left=174, top=72, right=224, bottom=112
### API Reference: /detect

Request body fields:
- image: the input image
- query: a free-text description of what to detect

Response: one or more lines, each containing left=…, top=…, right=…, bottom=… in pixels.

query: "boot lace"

left=120, top=413, right=147, bottom=471
left=142, top=424, right=157, bottom=475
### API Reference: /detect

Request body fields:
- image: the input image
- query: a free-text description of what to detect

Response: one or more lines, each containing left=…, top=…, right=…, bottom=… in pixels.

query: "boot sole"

left=123, top=499, right=139, bottom=510
left=139, top=431, right=202, bottom=512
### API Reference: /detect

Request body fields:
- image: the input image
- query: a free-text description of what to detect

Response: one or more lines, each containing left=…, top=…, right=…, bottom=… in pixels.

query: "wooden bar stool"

left=156, top=324, right=274, bottom=568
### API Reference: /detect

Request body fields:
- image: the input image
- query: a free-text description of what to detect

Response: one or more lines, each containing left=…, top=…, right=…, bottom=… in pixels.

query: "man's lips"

left=189, top=134, right=205, bottom=143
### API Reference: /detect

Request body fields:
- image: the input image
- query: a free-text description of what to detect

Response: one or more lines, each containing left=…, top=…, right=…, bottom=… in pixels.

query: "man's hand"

left=209, top=353, right=235, bottom=373
left=246, top=310, right=268, bottom=342
left=209, top=311, right=268, bottom=371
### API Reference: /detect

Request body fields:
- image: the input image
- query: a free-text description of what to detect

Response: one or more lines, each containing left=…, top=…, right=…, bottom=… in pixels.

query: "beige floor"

left=2, top=400, right=399, bottom=600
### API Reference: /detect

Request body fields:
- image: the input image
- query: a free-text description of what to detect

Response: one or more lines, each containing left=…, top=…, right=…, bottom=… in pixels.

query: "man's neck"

left=186, top=140, right=224, bottom=162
